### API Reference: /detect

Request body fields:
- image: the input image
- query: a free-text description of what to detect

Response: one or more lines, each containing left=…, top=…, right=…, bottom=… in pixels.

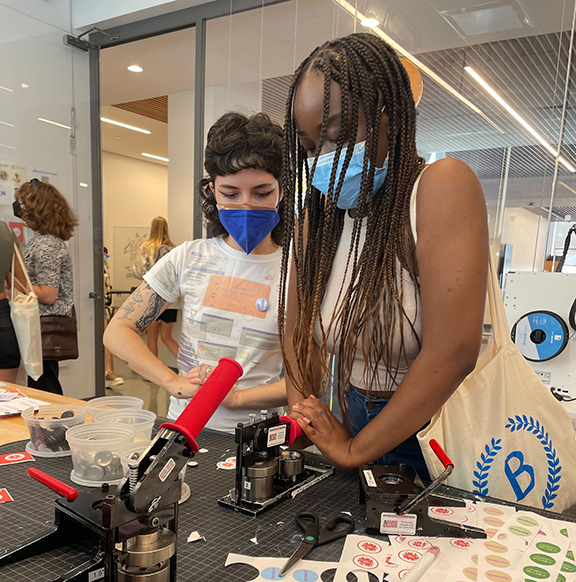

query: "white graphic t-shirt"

left=144, top=237, right=283, bottom=432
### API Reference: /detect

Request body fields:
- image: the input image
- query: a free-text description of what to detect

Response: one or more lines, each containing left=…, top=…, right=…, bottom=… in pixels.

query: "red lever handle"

left=160, top=357, right=243, bottom=451
left=429, top=439, right=454, bottom=469
left=27, top=467, right=78, bottom=501
left=279, top=416, right=305, bottom=444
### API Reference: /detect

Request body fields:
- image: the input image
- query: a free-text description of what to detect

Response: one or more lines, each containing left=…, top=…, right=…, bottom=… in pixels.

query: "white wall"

left=502, top=207, right=549, bottom=272
left=103, top=151, right=168, bottom=287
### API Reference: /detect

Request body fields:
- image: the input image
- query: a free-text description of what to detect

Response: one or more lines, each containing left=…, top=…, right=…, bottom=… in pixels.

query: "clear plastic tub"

left=22, top=404, right=87, bottom=458
left=86, top=396, right=143, bottom=420
left=93, top=409, right=156, bottom=442
left=66, top=423, right=136, bottom=487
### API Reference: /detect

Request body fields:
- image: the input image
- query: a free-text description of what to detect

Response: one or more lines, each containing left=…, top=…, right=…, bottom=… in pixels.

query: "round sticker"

left=430, top=507, right=454, bottom=516
left=485, top=571, right=512, bottom=582
left=463, top=566, right=477, bottom=580
left=261, top=567, right=284, bottom=580
left=398, top=550, right=422, bottom=563
left=408, top=540, right=431, bottom=550
left=198, top=448, right=209, bottom=454
left=485, top=555, right=511, bottom=568
left=562, top=561, right=576, bottom=573
left=293, top=569, right=319, bottom=581
left=535, top=542, right=562, bottom=554
left=484, top=541, right=508, bottom=554
left=530, top=554, right=556, bottom=566
left=256, top=298, right=270, bottom=312
left=187, top=461, right=198, bottom=467
left=557, top=575, right=566, bottom=582
left=217, top=460, right=236, bottom=470
left=352, top=555, right=379, bottom=569
left=483, top=517, right=505, bottom=528
left=523, top=565, right=551, bottom=579
left=517, top=515, right=539, bottom=527
left=508, top=526, right=531, bottom=537
left=5, top=454, right=25, bottom=461
left=483, top=507, right=505, bottom=516
left=357, top=540, right=382, bottom=554
left=450, top=539, right=474, bottom=550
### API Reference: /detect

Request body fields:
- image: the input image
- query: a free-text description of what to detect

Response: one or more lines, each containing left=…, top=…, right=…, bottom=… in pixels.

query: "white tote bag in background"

left=9, top=243, right=43, bottom=381
left=418, top=258, right=576, bottom=512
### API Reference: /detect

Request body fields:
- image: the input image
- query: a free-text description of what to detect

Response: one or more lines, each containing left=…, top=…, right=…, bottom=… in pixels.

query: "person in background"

left=0, top=221, right=26, bottom=383
left=103, top=246, right=124, bottom=388
left=137, top=217, right=180, bottom=359
left=281, top=33, right=488, bottom=474
left=14, top=179, right=78, bottom=394
left=104, top=112, right=287, bottom=432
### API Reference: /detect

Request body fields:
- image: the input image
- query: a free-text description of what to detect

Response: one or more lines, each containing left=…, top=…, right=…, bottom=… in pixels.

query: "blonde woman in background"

left=138, top=217, right=179, bottom=358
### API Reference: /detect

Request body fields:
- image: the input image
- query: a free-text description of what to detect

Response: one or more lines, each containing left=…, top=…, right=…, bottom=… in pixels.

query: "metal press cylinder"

left=278, top=450, right=304, bottom=476
left=243, top=458, right=278, bottom=501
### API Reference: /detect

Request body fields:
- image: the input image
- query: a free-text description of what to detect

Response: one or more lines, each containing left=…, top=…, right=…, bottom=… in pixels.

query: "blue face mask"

left=307, top=140, right=388, bottom=210
left=218, top=208, right=280, bottom=254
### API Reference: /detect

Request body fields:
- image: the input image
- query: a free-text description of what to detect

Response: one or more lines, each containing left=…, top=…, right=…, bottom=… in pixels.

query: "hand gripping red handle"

left=279, top=416, right=305, bottom=444
left=27, top=467, right=78, bottom=501
left=429, top=439, right=454, bottom=469
left=160, top=357, right=243, bottom=451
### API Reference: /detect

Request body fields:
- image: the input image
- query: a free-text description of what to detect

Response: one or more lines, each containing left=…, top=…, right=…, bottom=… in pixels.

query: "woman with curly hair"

left=14, top=179, right=78, bottom=394
left=105, top=112, right=287, bottom=432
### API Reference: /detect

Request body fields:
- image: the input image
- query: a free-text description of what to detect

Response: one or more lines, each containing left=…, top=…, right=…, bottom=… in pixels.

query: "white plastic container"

left=94, top=409, right=156, bottom=442
left=86, top=396, right=144, bottom=420
left=66, top=423, right=136, bottom=487
left=22, top=404, right=87, bottom=458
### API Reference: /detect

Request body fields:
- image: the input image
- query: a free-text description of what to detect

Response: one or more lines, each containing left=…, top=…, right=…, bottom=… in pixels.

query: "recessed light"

left=79, top=182, right=88, bottom=188
left=127, top=65, right=143, bottom=73
left=21, top=83, right=29, bottom=89
left=38, top=117, right=71, bottom=130
left=142, top=153, right=169, bottom=162
left=0, top=121, right=14, bottom=127
left=0, top=143, right=15, bottom=149
left=101, top=117, right=151, bottom=134
left=361, top=13, right=380, bottom=27
left=0, top=86, right=13, bottom=93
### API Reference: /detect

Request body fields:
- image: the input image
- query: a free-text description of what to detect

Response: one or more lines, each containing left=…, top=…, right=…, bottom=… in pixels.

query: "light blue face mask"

left=307, top=140, right=388, bottom=210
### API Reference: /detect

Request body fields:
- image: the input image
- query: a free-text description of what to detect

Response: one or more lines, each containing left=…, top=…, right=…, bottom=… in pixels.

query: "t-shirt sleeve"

left=31, top=238, right=62, bottom=288
left=144, top=245, right=182, bottom=303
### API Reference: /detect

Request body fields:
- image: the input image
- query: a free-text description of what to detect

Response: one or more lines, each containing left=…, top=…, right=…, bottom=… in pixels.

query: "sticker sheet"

left=225, top=553, right=339, bottom=581
left=475, top=502, right=516, bottom=539
left=428, top=501, right=478, bottom=528
left=492, top=510, right=545, bottom=552
left=332, top=534, right=397, bottom=582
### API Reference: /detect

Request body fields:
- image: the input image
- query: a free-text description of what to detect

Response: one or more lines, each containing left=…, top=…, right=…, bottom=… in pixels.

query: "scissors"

left=279, top=512, right=355, bottom=576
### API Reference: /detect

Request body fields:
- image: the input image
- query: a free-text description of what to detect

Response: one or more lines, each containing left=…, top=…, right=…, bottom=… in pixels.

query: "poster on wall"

left=112, top=226, right=149, bottom=297
left=31, top=168, right=58, bottom=187
left=0, top=161, right=27, bottom=206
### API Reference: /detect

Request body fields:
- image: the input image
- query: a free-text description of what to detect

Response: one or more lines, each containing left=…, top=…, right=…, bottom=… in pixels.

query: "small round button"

left=256, top=297, right=269, bottom=312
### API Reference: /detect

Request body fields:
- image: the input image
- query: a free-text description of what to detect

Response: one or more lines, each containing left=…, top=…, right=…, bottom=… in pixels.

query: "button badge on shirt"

left=255, top=297, right=269, bottom=312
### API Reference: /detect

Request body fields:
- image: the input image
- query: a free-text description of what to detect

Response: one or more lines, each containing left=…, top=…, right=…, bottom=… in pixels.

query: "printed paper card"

left=333, top=534, right=397, bottom=582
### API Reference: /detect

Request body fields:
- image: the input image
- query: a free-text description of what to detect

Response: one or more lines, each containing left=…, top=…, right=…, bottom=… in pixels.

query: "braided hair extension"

left=278, top=32, right=426, bottom=415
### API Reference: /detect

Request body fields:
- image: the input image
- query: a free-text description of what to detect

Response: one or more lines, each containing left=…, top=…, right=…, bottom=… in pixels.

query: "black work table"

left=0, top=428, right=361, bottom=581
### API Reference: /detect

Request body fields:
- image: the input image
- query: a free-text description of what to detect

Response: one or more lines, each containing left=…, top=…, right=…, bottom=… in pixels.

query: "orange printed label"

left=203, top=275, right=271, bottom=319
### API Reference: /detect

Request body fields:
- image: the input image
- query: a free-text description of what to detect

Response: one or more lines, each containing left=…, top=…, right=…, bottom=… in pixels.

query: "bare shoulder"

left=419, top=158, right=483, bottom=199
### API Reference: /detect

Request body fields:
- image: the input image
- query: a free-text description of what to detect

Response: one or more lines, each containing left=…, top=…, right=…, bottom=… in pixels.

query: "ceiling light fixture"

left=464, top=66, right=576, bottom=173
left=79, top=182, right=88, bottom=188
left=127, top=65, right=143, bottom=73
left=142, top=153, right=169, bottom=162
left=0, top=121, right=14, bottom=127
left=559, top=181, right=576, bottom=195
left=0, top=86, right=13, bottom=93
left=101, top=117, right=151, bottom=134
left=0, top=143, right=15, bottom=149
left=21, top=83, right=29, bottom=89
left=361, top=13, right=380, bottom=27
left=38, top=117, right=71, bottom=130
left=331, top=0, right=505, bottom=135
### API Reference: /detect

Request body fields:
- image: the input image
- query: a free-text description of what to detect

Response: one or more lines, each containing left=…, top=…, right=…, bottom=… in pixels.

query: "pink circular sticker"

left=430, top=507, right=454, bottom=516
left=352, top=555, right=379, bottom=570
left=398, top=550, right=423, bottom=563
left=408, top=540, right=431, bottom=550
left=217, top=459, right=236, bottom=470
left=356, top=541, right=382, bottom=554
left=451, top=538, right=474, bottom=550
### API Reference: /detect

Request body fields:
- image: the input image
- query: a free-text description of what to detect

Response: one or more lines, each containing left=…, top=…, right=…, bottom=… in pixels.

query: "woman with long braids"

left=280, top=32, right=489, bottom=476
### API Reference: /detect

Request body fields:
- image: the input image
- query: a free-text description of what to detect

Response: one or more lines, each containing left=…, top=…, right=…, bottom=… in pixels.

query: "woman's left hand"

left=291, top=395, right=356, bottom=470
left=185, top=364, right=214, bottom=385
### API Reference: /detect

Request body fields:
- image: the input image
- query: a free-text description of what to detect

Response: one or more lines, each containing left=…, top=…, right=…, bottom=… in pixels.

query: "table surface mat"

left=0, top=428, right=363, bottom=582
left=1, top=426, right=575, bottom=582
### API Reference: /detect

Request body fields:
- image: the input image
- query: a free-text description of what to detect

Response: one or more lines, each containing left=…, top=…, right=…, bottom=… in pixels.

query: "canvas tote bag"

left=417, top=258, right=576, bottom=512
left=9, top=243, right=43, bottom=381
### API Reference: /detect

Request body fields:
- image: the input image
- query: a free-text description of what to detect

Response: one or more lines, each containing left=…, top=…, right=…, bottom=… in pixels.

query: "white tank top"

left=314, top=170, right=426, bottom=392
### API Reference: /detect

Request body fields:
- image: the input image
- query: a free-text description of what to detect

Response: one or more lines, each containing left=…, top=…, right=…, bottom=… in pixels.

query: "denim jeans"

left=345, top=384, right=430, bottom=481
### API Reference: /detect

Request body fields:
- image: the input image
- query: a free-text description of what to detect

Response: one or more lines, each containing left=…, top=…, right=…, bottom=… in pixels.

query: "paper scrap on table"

left=187, top=531, right=205, bottom=543
left=0, top=392, right=17, bottom=402
left=0, top=396, right=49, bottom=416
left=476, top=501, right=516, bottom=538
left=0, top=488, right=14, bottom=503
left=333, top=534, right=397, bottom=582
left=428, top=500, right=478, bottom=528
left=225, top=553, right=339, bottom=581
left=388, top=536, right=477, bottom=582
left=0, top=452, right=35, bottom=466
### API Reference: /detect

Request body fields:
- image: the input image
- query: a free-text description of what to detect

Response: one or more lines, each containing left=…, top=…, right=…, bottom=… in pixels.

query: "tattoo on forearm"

left=134, top=292, right=167, bottom=332
left=116, top=284, right=150, bottom=322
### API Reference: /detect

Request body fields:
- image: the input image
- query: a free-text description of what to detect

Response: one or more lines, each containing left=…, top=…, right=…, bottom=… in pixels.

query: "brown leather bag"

left=40, top=308, right=79, bottom=361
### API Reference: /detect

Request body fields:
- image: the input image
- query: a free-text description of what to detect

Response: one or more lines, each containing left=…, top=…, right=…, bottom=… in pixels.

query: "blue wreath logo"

left=471, top=415, right=561, bottom=509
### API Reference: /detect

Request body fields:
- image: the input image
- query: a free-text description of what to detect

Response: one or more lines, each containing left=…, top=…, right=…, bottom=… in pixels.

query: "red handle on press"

left=429, top=439, right=454, bottom=469
left=279, top=416, right=305, bottom=444
left=160, top=357, right=243, bottom=452
left=27, top=467, right=78, bottom=501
